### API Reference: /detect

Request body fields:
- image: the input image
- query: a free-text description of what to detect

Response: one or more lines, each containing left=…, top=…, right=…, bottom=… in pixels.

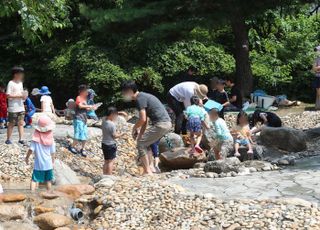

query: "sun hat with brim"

left=31, top=88, right=40, bottom=96
left=32, top=115, right=55, bottom=146
left=66, top=99, right=75, bottom=107
left=39, top=86, right=51, bottom=95
left=194, top=84, right=208, bottom=100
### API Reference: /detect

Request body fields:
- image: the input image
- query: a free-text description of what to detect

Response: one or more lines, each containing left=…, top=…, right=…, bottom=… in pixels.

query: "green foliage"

left=147, top=40, right=235, bottom=77
left=0, top=0, right=70, bottom=42
left=249, top=11, right=319, bottom=100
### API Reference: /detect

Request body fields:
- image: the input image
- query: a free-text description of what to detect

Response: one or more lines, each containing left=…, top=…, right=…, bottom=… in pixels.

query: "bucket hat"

left=39, top=86, right=51, bottom=95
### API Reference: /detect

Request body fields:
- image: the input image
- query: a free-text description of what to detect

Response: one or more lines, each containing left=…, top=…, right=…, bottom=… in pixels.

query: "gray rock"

left=304, top=127, right=320, bottom=141
left=53, top=159, right=80, bottom=185
left=159, top=133, right=184, bottom=153
left=260, top=127, right=307, bottom=152
left=204, top=157, right=241, bottom=174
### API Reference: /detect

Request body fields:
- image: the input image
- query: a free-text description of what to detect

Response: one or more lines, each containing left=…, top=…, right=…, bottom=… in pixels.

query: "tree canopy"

left=0, top=0, right=319, bottom=107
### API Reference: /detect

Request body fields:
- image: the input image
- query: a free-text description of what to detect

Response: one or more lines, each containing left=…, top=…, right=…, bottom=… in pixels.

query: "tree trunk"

left=231, top=14, right=253, bottom=97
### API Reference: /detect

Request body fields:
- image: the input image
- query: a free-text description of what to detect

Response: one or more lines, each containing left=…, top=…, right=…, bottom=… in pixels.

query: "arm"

left=25, top=149, right=32, bottom=165
left=313, top=63, right=320, bottom=72
left=78, top=102, right=94, bottom=110
left=229, top=95, right=237, bottom=103
left=132, top=109, right=147, bottom=138
left=137, top=116, right=148, bottom=140
left=51, top=153, right=55, bottom=166
left=41, top=101, right=45, bottom=112
left=51, top=103, right=55, bottom=114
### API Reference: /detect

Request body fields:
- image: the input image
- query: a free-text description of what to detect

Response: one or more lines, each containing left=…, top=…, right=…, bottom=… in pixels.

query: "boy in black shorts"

left=101, top=107, right=122, bottom=175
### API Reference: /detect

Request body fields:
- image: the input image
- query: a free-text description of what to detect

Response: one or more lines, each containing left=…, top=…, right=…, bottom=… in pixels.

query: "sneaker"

left=80, top=149, right=87, bottom=158
left=5, top=140, right=12, bottom=145
left=68, top=146, right=78, bottom=154
left=24, top=125, right=32, bottom=129
left=195, top=145, right=203, bottom=153
left=18, top=140, right=26, bottom=145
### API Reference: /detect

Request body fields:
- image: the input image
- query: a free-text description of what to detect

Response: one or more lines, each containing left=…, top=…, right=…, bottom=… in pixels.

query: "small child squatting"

left=25, top=115, right=56, bottom=191
left=101, top=107, right=122, bottom=175
left=232, top=111, right=254, bottom=159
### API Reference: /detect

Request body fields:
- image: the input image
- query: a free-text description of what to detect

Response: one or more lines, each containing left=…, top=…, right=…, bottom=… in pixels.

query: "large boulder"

left=159, top=133, right=184, bottom=153
left=304, top=127, right=320, bottom=141
left=0, top=193, right=26, bottom=203
left=53, top=160, right=80, bottom=185
left=260, top=127, right=307, bottom=152
left=55, top=184, right=95, bottom=199
left=204, top=157, right=241, bottom=174
left=33, top=213, right=72, bottom=230
left=0, top=204, right=26, bottom=220
left=160, top=147, right=206, bottom=169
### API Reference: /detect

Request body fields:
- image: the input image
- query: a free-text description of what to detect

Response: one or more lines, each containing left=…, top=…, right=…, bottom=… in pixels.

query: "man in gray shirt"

left=121, top=81, right=171, bottom=175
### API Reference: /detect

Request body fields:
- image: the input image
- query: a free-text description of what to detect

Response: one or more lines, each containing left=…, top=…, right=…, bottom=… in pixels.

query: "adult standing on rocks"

left=313, top=45, right=320, bottom=110
left=5, top=66, right=27, bottom=145
left=121, top=81, right=172, bottom=175
left=167, top=81, right=208, bottom=135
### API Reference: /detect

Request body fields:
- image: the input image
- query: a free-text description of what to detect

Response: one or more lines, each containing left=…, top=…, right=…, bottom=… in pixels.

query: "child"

left=101, top=107, right=121, bottom=175
left=0, top=84, right=7, bottom=129
left=209, top=108, right=233, bottom=160
left=185, top=96, right=209, bottom=155
left=25, top=115, right=55, bottom=191
left=64, top=99, right=76, bottom=120
left=6, top=66, right=26, bottom=145
left=24, top=90, right=36, bottom=128
left=149, top=140, right=161, bottom=173
left=39, top=86, right=55, bottom=114
left=251, top=110, right=282, bottom=134
left=68, top=85, right=96, bottom=157
left=232, top=111, right=254, bottom=159
left=87, top=89, right=99, bottom=120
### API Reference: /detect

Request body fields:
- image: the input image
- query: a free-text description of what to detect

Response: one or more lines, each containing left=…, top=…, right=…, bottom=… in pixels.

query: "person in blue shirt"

left=208, top=108, right=233, bottom=160
left=24, top=90, right=36, bottom=128
left=185, top=95, right=209, bottom=156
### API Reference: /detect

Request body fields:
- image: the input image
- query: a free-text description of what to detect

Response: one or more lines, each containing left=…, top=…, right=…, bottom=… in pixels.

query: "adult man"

left=167, top=81, right=208, bottom=134
left=6, top=66, right=26, bottom=144
left=225, top=77, right=243, bottom=111
left=121, top=81, right=171, bottom=175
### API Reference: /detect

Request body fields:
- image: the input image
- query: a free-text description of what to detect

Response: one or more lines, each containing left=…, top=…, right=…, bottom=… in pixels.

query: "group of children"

left=184, top=94, right=254, bottom=160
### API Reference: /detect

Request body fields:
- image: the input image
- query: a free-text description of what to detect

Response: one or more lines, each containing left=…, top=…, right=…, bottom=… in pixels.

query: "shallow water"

left=289, top=155, right=320, bottom=171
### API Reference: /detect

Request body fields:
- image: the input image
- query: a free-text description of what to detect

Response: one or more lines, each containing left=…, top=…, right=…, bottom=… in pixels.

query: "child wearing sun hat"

left=25, top=115, right=56, bottom=191
left=39, top=86, right=55, bottom=114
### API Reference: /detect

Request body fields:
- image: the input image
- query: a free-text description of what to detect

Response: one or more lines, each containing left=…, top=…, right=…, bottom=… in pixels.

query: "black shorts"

left=313, top=77, right=320, bottom=89
left=102, top=143, right=117, bottom=160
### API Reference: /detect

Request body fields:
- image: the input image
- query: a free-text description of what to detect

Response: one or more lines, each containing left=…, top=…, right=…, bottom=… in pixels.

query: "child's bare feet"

left=234, top=152, right=241, bottom=157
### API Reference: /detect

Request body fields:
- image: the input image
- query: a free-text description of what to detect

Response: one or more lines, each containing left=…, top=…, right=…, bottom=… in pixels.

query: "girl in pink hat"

left=25, top=115, right=56, bottom=191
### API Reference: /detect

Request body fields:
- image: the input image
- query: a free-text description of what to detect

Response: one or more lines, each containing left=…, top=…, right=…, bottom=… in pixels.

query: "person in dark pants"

left=167, top=82, right=208, bottom=135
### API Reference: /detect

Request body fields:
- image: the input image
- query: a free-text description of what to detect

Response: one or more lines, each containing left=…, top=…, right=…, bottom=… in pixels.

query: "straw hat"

left=194, top=84, right=208, bottom=99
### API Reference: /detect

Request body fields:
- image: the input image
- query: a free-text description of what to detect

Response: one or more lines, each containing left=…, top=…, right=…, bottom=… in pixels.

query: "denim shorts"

left=236, top=139, right=250, bottom=146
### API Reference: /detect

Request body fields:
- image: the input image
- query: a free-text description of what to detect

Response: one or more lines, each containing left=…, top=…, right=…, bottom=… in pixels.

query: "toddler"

left=232, top=111, right=253, bottom=159
left=25, top=115, right=55, bottom=191
left=209, top=108, right=233, bottom=160
left=149, top=140, right=161, bottom=173
left=101, top=107, right=122, bottom=175
left=64, top=99, right=76, bottom=120
left=39, top=86, right=55, bottom=114
left=24, top=90, right=36, bottom=128
left=185, top=96, right=208, bottom=155
left=0, top=84, right=7, bottom=129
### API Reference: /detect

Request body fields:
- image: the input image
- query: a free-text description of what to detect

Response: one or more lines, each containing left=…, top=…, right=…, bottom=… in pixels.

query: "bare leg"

left=154, top=157, right=160, bottom=168
left=6, top=122, right=14, bottom=141
left=214, top=148, right=222, bottom=160
left=30, top=181, right=37, bottom=191
left=234, top=143, right=240, bottom=157
left=17, top=120, right=24, bottom=141
left=46, top=181, right=52, bottom=191
left=189, top=132, right=195, bottom=153
left=247, top=143, right=253, bottom=160
left=140, top=154, right=153, bottom=175
left=103, top=160, right=114, bottom=175
left=148, top=151, right=156, bottom=173
left=81, top=141, right=86, bottom=150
